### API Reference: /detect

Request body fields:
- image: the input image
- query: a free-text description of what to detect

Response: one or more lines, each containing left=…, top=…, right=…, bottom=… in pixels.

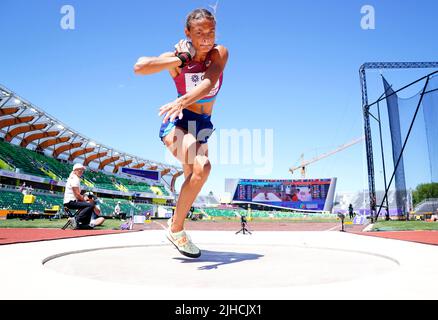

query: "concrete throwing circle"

left=43, top=244, right=399, bottom=288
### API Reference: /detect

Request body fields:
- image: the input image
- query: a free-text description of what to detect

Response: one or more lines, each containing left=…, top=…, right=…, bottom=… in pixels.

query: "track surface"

left=1, top=221, right=437, bottom=246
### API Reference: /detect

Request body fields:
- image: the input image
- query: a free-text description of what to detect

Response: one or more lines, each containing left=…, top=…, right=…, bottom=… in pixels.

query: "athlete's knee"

left=192, top=155, right=211, bottom=182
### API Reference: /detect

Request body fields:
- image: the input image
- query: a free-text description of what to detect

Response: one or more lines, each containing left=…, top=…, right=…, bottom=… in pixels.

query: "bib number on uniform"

left=185, top=72, right=220, bottom=97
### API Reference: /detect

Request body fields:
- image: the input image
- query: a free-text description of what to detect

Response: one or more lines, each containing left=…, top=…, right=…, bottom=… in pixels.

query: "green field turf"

left=209, top=216, right=340, bottom=223
left=371, top=221, right=438, bottom=231
left=0, top=218, right=125, bottom=230
left=6, top=217, right=437, bottom=231
left=0, top=216, right=341, bottom=229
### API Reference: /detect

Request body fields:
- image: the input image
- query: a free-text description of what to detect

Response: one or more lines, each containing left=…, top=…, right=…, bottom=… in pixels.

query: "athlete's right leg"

left=162, top=127, right=192, bottom=226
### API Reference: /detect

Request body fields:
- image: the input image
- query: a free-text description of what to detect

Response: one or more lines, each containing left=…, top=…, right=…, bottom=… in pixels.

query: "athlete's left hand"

left=159, top=98, right=185, bottom=123
left=175, top=39, right=196, bottom=59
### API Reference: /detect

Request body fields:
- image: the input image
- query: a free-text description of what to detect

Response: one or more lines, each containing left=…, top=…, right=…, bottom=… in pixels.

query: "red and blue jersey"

left=173, top=51, right=223, bottom=103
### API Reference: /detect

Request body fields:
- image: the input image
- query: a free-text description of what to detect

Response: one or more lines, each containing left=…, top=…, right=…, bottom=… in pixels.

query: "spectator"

left=84, top=192, right=105, bottom=228
left=431, top=208, right=438, bottom=222
left=114, top=201, right=122, bottom=219
left=63, top=163, right=95, bottom=229
left=348, top=204, right=354, bottom=220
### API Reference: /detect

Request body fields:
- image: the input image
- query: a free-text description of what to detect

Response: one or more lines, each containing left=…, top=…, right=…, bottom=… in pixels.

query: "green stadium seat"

left=0, top=140, right=172, bottom=198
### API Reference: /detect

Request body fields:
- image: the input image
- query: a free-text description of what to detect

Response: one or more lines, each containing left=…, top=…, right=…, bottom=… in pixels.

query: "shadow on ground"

left=174, top=250, right=264, bottom=270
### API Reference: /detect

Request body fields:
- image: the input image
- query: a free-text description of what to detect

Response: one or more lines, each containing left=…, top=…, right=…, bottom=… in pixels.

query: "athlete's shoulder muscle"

left=208, top=45, right=229, bottom=75
left=210, top=45, right=229, bottom=67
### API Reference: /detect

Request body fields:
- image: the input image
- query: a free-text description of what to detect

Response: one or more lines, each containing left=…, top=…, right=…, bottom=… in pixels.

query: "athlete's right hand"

left=159, top=97, right=186, bottom=124
left=175, top=39, right=196, bottom=59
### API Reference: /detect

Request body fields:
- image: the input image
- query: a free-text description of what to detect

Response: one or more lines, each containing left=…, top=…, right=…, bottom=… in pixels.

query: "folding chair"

left=61, top=206, right=80, bottom=230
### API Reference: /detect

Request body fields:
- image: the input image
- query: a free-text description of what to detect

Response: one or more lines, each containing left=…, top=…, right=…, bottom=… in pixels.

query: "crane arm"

left=289, top=136, right=364, bottom=174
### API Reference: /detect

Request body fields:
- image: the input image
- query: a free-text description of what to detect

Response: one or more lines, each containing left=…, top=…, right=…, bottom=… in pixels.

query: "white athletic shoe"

left=167, top=228, right=201, bottom=259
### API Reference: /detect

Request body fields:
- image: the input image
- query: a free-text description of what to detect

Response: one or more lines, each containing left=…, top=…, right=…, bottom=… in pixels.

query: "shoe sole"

left=166, top=235, right=201, bottom=259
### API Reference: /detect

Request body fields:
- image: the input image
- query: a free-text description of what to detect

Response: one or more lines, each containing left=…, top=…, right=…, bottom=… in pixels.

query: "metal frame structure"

left=0, top=84, right=183, bottom=190
left=360, top=62, right=438, bottom=222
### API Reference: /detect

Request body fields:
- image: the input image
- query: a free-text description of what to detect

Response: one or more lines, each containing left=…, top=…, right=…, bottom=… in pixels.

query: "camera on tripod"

left=236, top=213, right=251, bottom=235
left=83, top=191, right=99, bottom=204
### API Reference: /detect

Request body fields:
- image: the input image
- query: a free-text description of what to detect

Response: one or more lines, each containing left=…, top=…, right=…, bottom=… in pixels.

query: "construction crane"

left=289, top=136, right=365, bottom=179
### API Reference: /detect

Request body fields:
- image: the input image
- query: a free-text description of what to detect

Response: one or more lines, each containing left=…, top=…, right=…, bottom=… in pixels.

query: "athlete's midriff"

left=185, top=101, right=214, bottom=115
left=173, top=50, right=223, bottom=116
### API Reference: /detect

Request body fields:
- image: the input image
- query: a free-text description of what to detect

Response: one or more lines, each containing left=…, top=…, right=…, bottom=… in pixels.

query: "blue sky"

left=1, top=0, right=438, bottom=196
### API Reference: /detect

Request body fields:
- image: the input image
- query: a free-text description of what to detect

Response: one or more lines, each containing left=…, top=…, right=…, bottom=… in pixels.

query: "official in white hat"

left=63, top=163, right=95, bottom=229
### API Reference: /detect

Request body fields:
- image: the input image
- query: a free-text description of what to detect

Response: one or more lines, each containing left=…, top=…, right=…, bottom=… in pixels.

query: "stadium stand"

left=0, top=184, right=158, bottom=218
left=0, top=139, right=173, bottom=196
left=333, top=190, right=400, bottom=215
left=203, top=208, right=240, bottom=218
left=116, top=177, right=153, bottom=193
left=85, top=171, right=121, bottom=191
left=0, top=139, right=177, bottom=220
left=0, top=84, right=197, bottom=220
left=0, top=140, right=48, bottom=178
left=201, top=207, right=338, bottom=220
left=33, top=192, right=64, bottom=212
left=414, top=198, right=438, bottom=213
left=0, top=190, right=29, bottom=211
left=193, top=192, right=220, bottom=208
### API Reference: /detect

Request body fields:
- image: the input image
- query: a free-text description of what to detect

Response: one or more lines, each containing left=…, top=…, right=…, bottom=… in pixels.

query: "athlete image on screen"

left=297, top=187, right=313, bottom=202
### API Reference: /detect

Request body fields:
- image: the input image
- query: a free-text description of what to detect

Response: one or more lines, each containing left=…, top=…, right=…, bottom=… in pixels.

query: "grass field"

left=0, top=216, right=341, bottom=230
left=212, top=217, right=341, bottom=223
left=372, top=221, right=438, bottom=231
left=0, top=218, right=125, bottom=230
left=3, top=218, right=438, bottom=231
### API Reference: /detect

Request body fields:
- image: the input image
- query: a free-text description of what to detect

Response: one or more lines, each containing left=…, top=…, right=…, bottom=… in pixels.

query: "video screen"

left=232, top=179, right=333, bottom=210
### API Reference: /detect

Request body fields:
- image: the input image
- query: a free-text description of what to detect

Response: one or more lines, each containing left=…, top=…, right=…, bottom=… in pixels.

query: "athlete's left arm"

left=180, top=46, right=229, bottom=106
left=159, top=46, right=228, bottom=123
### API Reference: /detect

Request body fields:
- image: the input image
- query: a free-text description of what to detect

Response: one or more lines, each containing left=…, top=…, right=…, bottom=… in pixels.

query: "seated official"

left=63, top=163, right=95, bottom=229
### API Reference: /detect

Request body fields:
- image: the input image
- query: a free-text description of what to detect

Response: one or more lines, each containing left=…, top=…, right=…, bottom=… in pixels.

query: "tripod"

left=236, top=218, right=252, bottom=235
left=337, top=213, right=346, bottom=232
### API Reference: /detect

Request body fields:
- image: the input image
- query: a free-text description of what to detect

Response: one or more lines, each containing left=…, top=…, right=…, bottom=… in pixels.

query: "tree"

left=412, top=183, right=438, bottom=206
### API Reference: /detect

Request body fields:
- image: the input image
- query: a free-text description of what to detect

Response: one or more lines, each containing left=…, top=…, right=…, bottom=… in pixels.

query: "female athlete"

left=134, top=8, right=228, bottom=258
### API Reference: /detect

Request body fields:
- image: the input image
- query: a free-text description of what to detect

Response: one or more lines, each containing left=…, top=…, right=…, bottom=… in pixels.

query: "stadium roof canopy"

left=0, top=84, right=181, bottom=178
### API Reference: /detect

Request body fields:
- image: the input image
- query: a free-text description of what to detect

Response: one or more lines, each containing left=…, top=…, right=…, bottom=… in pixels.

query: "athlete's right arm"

left=134, top=52, right=180, bottom=76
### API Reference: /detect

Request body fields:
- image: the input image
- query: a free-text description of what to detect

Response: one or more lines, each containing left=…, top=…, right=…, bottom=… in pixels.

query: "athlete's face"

left=185, top=19, right=216, bottom=54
